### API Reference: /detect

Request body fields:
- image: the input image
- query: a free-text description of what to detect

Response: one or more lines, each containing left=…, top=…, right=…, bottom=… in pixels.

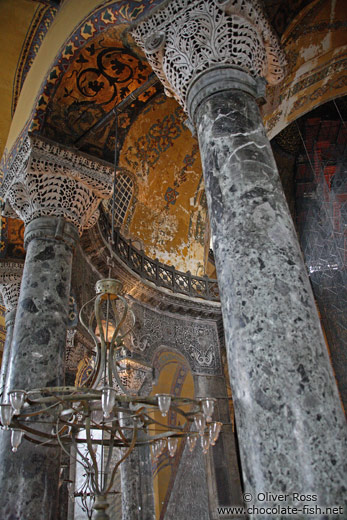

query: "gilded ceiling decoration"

left=263, top=0, right=312, bottom=36
left=37, top=18, right=207, bottom=272
left=42, top=26, right=162, bottom=162
left=29, top=0, right=163, bottom=138
left=118, top=95, right=208, bottom=273
left=0, top=218, right=25, bottom=260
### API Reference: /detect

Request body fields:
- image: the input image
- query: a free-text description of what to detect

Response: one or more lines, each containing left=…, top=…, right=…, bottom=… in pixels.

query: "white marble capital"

left=132, top=0, right=286, bottom=111
left=1, top=134, right=114, bottom=235
left=0, top=261, right=24, bottom=315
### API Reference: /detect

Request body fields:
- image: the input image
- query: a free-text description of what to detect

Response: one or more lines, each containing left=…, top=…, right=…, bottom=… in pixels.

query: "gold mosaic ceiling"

left=40, top=25, right=208, bottom=273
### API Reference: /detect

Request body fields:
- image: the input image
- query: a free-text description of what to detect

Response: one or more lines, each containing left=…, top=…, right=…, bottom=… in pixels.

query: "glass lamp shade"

left=200, top=397, right=216, bottom=422
left=194, top=412, right=206, bottom=436
left=0, top=404, right=13, bottom=430
left=11, top=429, right=24, bottom=452
left=187, top=434, right=198, bottom=453
left=209, top=422, right=222, bottom=446
left=151, top=442, right=159, bottom=459
left=201, top=434, right=210, bottom=454
left=157, top=438, right=166, bottom=456
left=156, top=394, right=171, bottom=417
left=101, top=387, right=116, bottom=418
left=91, top=408, right=104, bottom=425
left=152, top=439, right=166, bottom=459
left=9, top=390, right=26, bottom=415
left=167, top=437, right=178, bottom=457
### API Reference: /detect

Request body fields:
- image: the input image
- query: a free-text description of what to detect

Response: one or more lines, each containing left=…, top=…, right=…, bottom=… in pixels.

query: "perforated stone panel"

left=132, top=0, right=286, bottom=110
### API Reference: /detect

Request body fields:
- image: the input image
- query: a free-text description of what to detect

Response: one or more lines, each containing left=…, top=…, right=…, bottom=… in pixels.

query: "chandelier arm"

left=104, top=307, right=132, bottom=395
left=56, top=427, right=85, bottom=467
left=81, top=310, right=100, bottom=388
left=22, top=436, right=59, bottom=447
left=87, top=310, right=99, bottom=348
left=71, top=432, right=95, bottom=475
left=16, top=401, right=62, bottom=419
left=105, top=424, right=138, bottom=496
left=146, top=430, right=185, bottom=443
left=168, top=402, right=195, bottom=420
left=71, top=432, right=99, bottom=497
left=12, top=416, right=59, bottom=441
left=107, top=337, right=114, bottom=391
left=95, top=295, right=107, bottom=387
left=101, top=423, right=117, bottom=495
left=85, top=343, right=101, bottom=389
left=109, top=348, right=132, bottom=395
left=141, top=412, right=190, bottom=431
left=95, top=294, right=106, bottom=345
left=115, top=423, right=131, bottom=446
left=79, top=295, right=99, bottom=347
left=109, top=297, right=127, bottom=343
left=85, top=415, right=101, bottom=496
left=110, top=296, right=134, bottom=342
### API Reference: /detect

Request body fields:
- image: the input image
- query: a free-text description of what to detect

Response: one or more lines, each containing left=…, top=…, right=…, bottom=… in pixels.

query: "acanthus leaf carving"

left=132, top=0, right=286, bottom=111
left=1, top=134, right=114, bottom=235
left=0, top=261, right=24, bottom=313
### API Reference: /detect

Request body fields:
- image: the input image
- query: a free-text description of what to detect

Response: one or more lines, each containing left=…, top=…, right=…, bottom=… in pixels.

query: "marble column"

left=0, top=217, right=79, bottom=519
left=120, top=435, right=155, bottom=520
left=194, top=374, right=243, bottom=515
left=120, top=374, right=155, bottom=520
left=0, top=261, right=23, bottom=401
left=0, top=134, right=113, bottom=520
left=132, top=0, right=347, bottom=513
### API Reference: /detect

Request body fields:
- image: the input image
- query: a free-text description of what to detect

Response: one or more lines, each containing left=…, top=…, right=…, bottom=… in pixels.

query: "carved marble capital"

left=0, top=261, right=24, bottom=317
left=132, top=0, right=286, bottom=111
left=1, top=134, right=114, bottom=235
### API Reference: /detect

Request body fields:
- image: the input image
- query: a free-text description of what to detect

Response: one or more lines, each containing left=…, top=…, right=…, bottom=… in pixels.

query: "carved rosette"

left=1, top=134, right=114, bottom=235
left=132, top=0, right=286, bottom=110
left=0, top=261, right=24, bottom=314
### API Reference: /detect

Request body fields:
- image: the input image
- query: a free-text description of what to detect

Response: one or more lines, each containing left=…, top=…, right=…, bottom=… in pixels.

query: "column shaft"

left=120, top=413, right=155, bottom=520
left=0, top=310, right=16, bottom=400
left=194, top=374, right=243, bottom=514
left=194, top=86, right=346, bottom=507
left=0, top=216, right=78, bottom=520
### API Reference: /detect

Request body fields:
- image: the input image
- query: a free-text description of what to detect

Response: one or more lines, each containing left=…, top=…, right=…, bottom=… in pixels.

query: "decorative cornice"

left=0, top=260, right=24, bottom=314
left=132, top=0, right=286, bottom=111
left=1, top=134, right=114, bottom=235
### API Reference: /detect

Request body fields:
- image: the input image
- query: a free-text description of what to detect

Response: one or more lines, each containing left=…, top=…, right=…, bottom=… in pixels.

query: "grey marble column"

left=194, top=374, right=243, bottom=516
left=0, top=216, right=79, bottom=520
left=0, top=310, right=16, bottom=400
left=119, top=387, right=155, bottom=520
left=188, top=67, right=347, bottom=510
left=120, top=437, right=155, bottom=520
left=131, top=0, right=346, bottom=514
left=0, top=261, right=23, bottom=401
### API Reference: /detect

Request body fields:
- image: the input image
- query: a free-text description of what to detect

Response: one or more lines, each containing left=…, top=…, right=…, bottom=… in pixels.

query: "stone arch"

left=1, top=0, right=161, bottom=173
left=263, top=0, right=347, bottom=139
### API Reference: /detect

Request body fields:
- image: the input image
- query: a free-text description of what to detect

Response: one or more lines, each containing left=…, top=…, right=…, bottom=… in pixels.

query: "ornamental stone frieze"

left=0, top=261, right=24, bottom=316
left=1, top=134, right=113, bottom=235
left=131, top=0, right=286, bottom=113
left=129, top=300, right=222, bottom=376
